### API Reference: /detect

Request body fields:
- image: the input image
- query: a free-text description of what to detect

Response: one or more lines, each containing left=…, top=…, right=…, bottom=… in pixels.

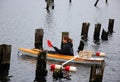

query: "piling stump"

left=35, top=29, right=44, bottom=50
left=34, top=51, right=47, bottom=82
left=61, top=32, right=69, bottom=48
left=62, top=32, right=69, bottom=38
left=93, top=23, right=101, bottom=41
left=108, top=19, right=114, bottom=34
left=0, top=44, right=11, bottom=81
left=81, top=22, right=90, bottom=41
left=106, top=0, right=108, bottom=3
left=51, top=0, right=54, bottom=9
left=77, top=40, right=84, bottom=53
left=94, top=0, right=99, bottom=6
left=89, top=60, right=105, bottom=82
left=46, top=0, right=50, bottom=10
left=46, top=0, right=54, bottom=10
left=101, top=29, right=108, bottom=40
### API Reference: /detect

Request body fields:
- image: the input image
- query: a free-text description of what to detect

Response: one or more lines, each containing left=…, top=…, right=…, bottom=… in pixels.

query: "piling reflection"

left=0, top=63, right=11, bottom=82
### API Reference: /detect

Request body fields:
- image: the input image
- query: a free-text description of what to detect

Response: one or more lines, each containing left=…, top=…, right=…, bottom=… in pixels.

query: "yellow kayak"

left=18, top=48, right=41, bottom=55
left=18, top=48, right=104, bottom=63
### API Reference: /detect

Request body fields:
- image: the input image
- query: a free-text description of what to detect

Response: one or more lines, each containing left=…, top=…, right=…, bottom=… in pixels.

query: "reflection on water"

left=0, top=64, right=11, bottom=82
left=17, top=55, right=37, bottom=63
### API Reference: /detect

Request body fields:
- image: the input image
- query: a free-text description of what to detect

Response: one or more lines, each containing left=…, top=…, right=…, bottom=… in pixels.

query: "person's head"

left=62, top=36, right=72, bottom=44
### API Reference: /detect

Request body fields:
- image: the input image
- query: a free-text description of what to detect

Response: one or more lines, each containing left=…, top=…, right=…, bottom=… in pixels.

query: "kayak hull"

left=18, top=48, right=104, bottom=63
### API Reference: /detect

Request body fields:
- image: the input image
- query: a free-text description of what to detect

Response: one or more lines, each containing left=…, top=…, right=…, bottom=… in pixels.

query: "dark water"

left=0, top=0, right=120, bottom=82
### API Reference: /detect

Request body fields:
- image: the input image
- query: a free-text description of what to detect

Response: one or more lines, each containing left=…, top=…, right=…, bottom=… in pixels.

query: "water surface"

left=0, top=0, right=120, bottom=82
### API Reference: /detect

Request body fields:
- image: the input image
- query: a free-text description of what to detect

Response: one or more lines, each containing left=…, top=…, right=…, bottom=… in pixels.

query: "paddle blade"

left=47, top=40, right=53, bottom=47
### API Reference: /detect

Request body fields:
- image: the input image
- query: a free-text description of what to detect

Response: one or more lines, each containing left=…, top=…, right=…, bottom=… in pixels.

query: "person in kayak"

left=52, top=36, right=74, bottom=56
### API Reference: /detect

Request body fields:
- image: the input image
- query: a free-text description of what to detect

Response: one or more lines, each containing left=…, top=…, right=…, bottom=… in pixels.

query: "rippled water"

left=0, top=0, right=120, bottom=82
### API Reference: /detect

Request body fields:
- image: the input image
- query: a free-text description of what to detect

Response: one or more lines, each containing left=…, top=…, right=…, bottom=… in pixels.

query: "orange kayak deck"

left=18, top=48, right=104, bottom=63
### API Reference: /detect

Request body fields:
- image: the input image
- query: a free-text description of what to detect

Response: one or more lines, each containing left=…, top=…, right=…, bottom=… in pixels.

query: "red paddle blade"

left=47, top=40, right=53, bottom=47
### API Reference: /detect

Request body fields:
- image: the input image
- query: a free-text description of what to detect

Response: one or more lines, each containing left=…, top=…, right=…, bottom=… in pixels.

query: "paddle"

left=47, top=40, right=53, bottom=47
left=47, top=39, right=78, bottom=66
left=62, top=55, right=79, bottom=66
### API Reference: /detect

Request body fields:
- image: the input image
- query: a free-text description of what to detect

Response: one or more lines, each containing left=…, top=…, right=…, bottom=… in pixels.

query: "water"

left=0, top=0, right=120, bottom=82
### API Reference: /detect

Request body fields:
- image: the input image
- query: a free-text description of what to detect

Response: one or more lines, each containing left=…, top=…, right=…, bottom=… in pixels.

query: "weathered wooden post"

left=61, top=32, right=69, bottom=38
left=89, top=65, right=97, bottom=82
left=51, top=0, right=54, bottom=9
left=81, top=22, right=90, bottom=41
left=34, top=51, right=47, bottom=82
left=0, top=44, right=11, bottom=81
left=108, top=19, right=114, bottom=34
left=77, top=40, right=84, bottom=53
left=93, top=23, right=101, bottom=41
left=94, top=0, right=99, bottom=6
left=46, top=0, right=54, bottom=10
left=35, top=29, right=44, bottom=50
left=46, top=0, right=50, bottom=10
left=101, top=29, right=108, bottom=40
left=61, top=32, right=69, bottom=48
left=106, top=0, right=108, bottom=3
left=89, top=60, right=105, bottom=82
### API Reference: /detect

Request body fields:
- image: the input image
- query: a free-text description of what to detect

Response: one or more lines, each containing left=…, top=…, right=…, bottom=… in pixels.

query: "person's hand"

left=47, top=40, right=53, bottom=48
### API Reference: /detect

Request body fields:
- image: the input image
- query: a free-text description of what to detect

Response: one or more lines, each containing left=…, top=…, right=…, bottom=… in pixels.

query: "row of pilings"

left=45, top=0, right=109, bottom=11
left=0, top=19, right=114, bottom=82
left=82, top=18, right=114, bottom=41
left=0, top=37, right=105, bottom=82
left=34, top=18, right=115, bottom=52
left=78, top=18, right=114, bottom=52
left=33, top=28, right=107, bottom=82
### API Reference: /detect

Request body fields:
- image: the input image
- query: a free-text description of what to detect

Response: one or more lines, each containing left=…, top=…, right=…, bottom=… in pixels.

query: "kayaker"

left=52, top=36, right=74, bottom=56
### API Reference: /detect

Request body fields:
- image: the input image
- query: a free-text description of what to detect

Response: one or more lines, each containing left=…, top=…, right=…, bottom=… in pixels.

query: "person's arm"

left=53, top=45, right=68, bottom=54
left=53, top=44, right=73, bottom=55
left=53, top=46, right=62, bottom=53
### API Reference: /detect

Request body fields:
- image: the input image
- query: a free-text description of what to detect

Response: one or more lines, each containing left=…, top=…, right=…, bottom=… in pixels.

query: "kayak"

left=18, top=48, right=104, bottom=63
left=18, top=48, right=41, bottom=55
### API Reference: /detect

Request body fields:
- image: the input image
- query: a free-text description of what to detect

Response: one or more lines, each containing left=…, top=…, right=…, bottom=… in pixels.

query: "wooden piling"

left=108, top=19, right=114, bottom=34
left=101, top=29, right=108, bottom=40
left=69, top=0, right=71, bottom=3
left=52, top=0, right=54, bottom=9
left=46, top=0, right=50, bottom=10
left=94, top=0, right=99, bottom=6
left=0, top=44, right=11, bottom=81
left=93, top=23, right=101, bottom=41
left=34, top=51, right=47, bottom=82
left=89, top=65, right=97, bottom=82
left=46, top=0, right=54, bottom=10
left=89, top=61, right=105, bottom=82
left=35, top=29, right=44, bottom=50
left=61, top=32, right=69, bottom=48
left=106, top=0, right=108, bottom=3
left=81, top=22, right=90, bottom=41
left=77, top=40, right=84, bottom=53
left=62, top=32, right=69, bottom=38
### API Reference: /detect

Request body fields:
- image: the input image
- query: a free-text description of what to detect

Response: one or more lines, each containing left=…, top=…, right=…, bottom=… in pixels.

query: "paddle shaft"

left=62, top=56, right=78, bottom=66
